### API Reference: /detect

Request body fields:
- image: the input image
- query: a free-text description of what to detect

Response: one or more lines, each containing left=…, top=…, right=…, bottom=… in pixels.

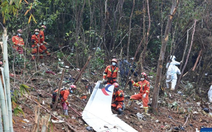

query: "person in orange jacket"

left=12, top=29, right=24, bottom=54
left=127, top=72, right=150, bottom=115
left=51, top=85, right=77, bottom=115
left=31, top=29, right=44, bottom=60
left=39, top=25, right=50, bottom=56
left=111, top=83, right=125, bottom=114
left=103, top=58, right=119, bottom=84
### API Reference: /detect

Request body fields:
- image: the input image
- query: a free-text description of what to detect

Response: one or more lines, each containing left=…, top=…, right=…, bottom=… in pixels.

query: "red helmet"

left=113, top=83, right=119, bottom=88
left=34, top=29, right=39, bottom=32
left=41, top=25, right=46, bottom=29
left=70, top=85, right=76, bottom=89
left=17, top=29, right=23, bottom=33
left=111, top=58, right=118, bottom=63
left=141, top=72, right=147, bottom=77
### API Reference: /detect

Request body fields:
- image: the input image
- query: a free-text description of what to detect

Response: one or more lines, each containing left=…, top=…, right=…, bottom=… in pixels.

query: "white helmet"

left=170, top=55, right=176, bottom=60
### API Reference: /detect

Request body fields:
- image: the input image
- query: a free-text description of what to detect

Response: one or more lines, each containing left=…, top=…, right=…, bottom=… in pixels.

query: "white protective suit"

left=166, top=56, right=181, bottom=90
left=208, top=85, right=212, bottom=103
left=166, top=55, right=181, bottom=68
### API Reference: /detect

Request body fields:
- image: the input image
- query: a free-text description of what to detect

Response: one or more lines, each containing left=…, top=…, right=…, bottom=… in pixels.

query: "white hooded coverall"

left=208, top=85, right=212, bottom=103
left=166, top=64, right=181, bottom=90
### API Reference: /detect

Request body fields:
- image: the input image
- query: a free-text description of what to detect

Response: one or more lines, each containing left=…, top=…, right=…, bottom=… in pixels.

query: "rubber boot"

left=64, top=110, right=68, bottom=115
left=144, top=108, right=150, bottom=116
left=117, top=108, right=123, bottom=115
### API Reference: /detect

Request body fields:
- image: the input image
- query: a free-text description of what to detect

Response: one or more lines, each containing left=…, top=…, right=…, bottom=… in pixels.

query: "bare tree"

left=152, top=0, right=179, bottom=113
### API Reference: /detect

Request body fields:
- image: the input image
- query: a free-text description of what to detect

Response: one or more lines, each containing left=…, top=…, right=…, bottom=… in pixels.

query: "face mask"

left=35, top=32, right=39, bottom=35
left=69, top=89, right=73, bottom=94
left=140, top=78, right=144, bottom=81
left=112, top=62, right=116, bottom=66
left=18, top=33, right=22, bottom=37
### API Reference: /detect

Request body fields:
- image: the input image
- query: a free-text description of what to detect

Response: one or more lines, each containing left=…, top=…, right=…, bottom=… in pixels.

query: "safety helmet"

left=170, top=55, right=176, bottom=60
left=34, top=29, right=39, bottom=32
left=41, top=25, right=46, bottom=29
left=113, top=82, right=119, bottom=88
left=17, top=29, right=23, bottom=33
left=70, top=85, right=76, bottom=89
left=141, top=72, right=147, bottom=80
left=111, top=58, right=118, bottom=63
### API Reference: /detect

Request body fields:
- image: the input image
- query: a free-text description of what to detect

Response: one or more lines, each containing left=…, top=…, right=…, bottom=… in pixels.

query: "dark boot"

left=117, top=108, right=123, bottom=115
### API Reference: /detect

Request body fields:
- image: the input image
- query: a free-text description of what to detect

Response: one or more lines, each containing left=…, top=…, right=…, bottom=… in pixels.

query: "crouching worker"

left=51, top=85, right=77, bottom=115
left=111, top=83, right=125, bottom=115
left=127, top=72, right=150, bottom=115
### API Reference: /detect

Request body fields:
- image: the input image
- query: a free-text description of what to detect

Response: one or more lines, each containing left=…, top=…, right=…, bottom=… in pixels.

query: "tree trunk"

left=152, top=0, right=179, bottom=114
left=52, top=69, right=65, bottom=110
left=175, top=19, right=197, bottom=91
left=126, top=0, right=135, bottom=61
left=139, top=0, right=151, bottom=72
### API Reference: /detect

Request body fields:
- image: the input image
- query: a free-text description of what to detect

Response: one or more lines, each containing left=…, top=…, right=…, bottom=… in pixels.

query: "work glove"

left=102, top=79, right=107, bottom=84
left=40, top=43, right=43, bottom=45
left=66, top=101, right=69, bottom=106
left=143, top=93, right=146, bottom=98
left=37, top=43, right=40, bottom=46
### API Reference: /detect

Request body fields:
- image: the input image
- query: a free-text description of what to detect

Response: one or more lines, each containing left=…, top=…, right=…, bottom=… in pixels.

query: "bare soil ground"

left=10, top=57, right=212, bottom=132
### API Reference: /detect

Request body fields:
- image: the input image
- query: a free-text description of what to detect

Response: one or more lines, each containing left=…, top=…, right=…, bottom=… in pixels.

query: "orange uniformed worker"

left=39, top=25, right=50, bottom=56
left=127, top=72, right=150, bottom=115
left=51, top=85, right=77, bottom=115
left=103, top=58, right=119, bottom=84
left=31, top=29, right=44, bottom=60
left=12, top=29, right=24, bottom=54
left=111, top=83, right=125, bottom=114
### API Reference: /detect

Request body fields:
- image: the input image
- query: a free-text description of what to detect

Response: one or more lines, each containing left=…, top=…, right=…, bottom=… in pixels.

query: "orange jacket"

left=113, top=89, right=124, bottom=102
left=60, top=89, right=70, bottom=101
left=12, top=35, right=24, bottom=46
left=31, top=34, right=41, bottom=47
left=103, top=65, right=119, bottom=80
left=39, top=30, right=45, bottom=43
left=132, top=80, right=150, bottom=94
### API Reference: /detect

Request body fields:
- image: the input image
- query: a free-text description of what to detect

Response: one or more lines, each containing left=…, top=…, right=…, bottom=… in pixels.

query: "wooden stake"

left=74, top=56, right=92, bottom=85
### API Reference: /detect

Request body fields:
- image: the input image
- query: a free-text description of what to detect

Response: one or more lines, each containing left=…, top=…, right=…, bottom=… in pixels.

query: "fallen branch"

left=182, top=114, right=190, bottom=128
left=74, top=56, right=92, bottom=85
left=192, top=50, right=202, bottom=71
left=23, top=94, right=77, bottom=132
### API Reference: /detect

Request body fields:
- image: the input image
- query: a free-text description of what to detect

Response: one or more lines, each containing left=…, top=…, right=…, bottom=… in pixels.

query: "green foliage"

left=13, top=106, right=25, bottom=117
left=89, top=48, right=105, bottom=71
left=20, top=84, right=30, bottom=96
left=148, top=67, right=156, bottom=77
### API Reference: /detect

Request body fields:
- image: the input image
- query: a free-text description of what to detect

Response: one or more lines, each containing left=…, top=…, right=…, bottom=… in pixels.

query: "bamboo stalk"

left=41, top=114, right=50, bottom=132
left=0, top=108, right=3, bottom=131
left=2, top=28, right=13, bottom=132
left=0, top=73, right=9, bottom=131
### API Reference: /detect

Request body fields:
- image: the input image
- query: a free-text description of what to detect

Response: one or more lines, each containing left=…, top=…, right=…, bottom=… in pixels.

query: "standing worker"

left=31, top=29, right=43, bottom=60
left=103, top=58, right=119, bottom=84
left=111, top=83, right=125, bottom=115
left=12, top=29, right=25, bottom=54
left=127, top=72, right=150, bottom=115
left=39, top=25, right=50, bottom=56
left=51, top=85, right=77, bottom=115
left=166, top=63, right=181, bottom=90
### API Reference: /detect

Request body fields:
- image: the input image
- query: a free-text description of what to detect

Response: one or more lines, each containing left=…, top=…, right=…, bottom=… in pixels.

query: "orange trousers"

left=111, top=101, right=124, bottom=110
left=130, top=93, right=149, bottom=108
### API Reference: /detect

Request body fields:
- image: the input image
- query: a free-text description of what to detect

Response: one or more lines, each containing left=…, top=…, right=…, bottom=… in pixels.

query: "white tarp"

left=82, top=81, right=138, bottom=132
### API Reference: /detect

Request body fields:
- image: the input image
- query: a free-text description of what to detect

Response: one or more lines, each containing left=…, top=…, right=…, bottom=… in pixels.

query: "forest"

left=0, top=0, right=212, bottom=131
